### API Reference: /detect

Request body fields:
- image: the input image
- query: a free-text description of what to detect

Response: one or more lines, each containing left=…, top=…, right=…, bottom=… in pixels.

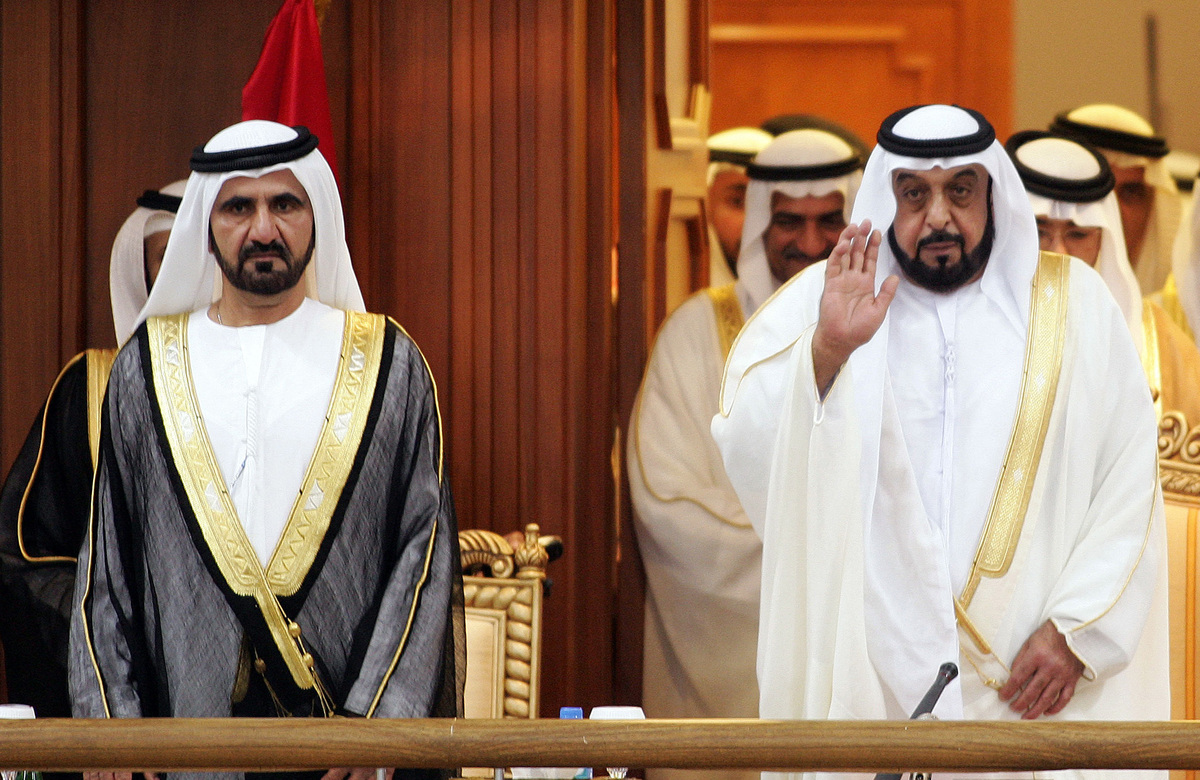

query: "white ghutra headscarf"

left=132, top=121, right=364, bottom=340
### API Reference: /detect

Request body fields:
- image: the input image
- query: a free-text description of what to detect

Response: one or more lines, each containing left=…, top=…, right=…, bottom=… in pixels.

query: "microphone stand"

left=873, top=662, right=959, bottom=780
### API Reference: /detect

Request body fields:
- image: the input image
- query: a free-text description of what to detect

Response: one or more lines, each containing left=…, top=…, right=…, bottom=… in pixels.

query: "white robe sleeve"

left=1041, top=270, right=1165, bottom=682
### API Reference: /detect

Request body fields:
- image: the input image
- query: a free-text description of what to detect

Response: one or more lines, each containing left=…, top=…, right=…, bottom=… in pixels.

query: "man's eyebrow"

left=217, top=194, right=253, bottom=210
left=951, top=168, right=980, bottom=182
left=893, top=172, right=921, bottom=185
left=272, top=192, right=305, bottom=204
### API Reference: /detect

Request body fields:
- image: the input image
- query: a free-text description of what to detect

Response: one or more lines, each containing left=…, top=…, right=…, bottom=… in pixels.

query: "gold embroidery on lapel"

left=267, top=311, right=385, bottom=594
left=959, top=251, right=1070, bottom=607
left=706, top=283, right=745, bottom=363
left=147, top=310, right=385, bottom=691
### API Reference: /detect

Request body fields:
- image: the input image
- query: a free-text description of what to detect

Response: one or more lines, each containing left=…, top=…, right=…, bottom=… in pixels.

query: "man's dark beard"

left=210, top=229, right=314, bottom=296
left=889, top=201, right=996, bottom=293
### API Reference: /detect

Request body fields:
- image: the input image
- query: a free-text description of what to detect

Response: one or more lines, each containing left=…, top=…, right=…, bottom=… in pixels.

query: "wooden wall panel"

left=0, top=1, right=84, bottom=469
left=359, top=0, right=617, bottom=713
left=710, top=0, right=1012, bottom=144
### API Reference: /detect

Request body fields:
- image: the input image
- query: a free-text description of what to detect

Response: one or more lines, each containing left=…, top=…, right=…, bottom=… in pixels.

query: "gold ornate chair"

left=458, top=523, right=559, bottom=720
left=1160, top=412, right=1200, bottom=780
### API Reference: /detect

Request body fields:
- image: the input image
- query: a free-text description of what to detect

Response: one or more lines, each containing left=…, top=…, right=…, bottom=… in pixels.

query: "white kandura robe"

left=629, top=290, right=761, bottom=752
left=713, top=257, right=1169, bottom=780
left=188, top=297, right=344, bottom=565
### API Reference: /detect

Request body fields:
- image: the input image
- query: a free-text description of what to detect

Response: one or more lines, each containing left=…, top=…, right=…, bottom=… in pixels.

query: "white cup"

left=589, top=706, right=645, bottom=779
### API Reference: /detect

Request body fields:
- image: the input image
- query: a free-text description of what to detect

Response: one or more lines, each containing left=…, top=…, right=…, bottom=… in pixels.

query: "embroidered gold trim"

left=148, top=311, right=385, bottom=692
left=953, top=598, right=993, bottom=655
left=1141, top=299, right=1162, bottom=418
left=1160, top=274, right=1195, bottom=342
left=959, top=251, right=1069, bottom=607
left=267, top=312, right=386, bottom=594
left=706, top=283, right=745, bottom=363
left=86, top=348, right=118, bottom=468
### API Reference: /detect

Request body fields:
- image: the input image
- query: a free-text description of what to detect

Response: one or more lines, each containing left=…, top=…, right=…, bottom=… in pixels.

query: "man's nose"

left=926, top=192, right=951, bottom=229
left=1047, top=232, right=1068, bottom=255
left=247, top=204, right=279, bottom=243
left=798, top=221, right=824, bottom=257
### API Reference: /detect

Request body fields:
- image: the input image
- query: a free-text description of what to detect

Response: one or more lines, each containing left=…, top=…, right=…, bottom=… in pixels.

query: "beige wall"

left=1015, top=0, right=1200, bottom=154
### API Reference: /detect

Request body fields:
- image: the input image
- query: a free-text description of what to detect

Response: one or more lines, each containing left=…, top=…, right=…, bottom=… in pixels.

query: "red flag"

left=242, top=0, right=339, bottom=181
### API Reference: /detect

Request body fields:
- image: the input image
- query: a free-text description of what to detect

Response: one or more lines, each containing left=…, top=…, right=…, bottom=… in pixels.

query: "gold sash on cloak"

left=955, top=251, right=1070, bottom=688
left=147, top=311, right=385, bottom=697
left=1141, top=300, right=1163, bottom=419
left=1159, top=274, right=1195, bottom=342
left=85, top=348, right=118, bottom=468
left=706, top=282, right=745, bottom=363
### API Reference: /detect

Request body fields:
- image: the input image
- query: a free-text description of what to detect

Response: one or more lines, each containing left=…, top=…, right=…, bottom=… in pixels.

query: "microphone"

left=873, top=662, right=959, bottom=780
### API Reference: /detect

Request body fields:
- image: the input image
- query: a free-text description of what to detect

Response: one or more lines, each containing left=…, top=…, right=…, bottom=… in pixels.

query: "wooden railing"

left=0, top=719, right=1199, bottom=773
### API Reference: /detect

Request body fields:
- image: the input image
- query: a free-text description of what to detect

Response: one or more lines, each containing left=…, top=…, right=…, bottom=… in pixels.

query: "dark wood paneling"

left=0, top=1, right=83, bottom=469
left=359, top=0, right=619, bottom=713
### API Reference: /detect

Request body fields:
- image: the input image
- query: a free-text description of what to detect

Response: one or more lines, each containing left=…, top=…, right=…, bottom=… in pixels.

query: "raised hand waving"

left=811, top=220, right=899, bottom=396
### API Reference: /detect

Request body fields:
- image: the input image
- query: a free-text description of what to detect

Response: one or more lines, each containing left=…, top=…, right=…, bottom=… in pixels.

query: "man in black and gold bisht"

left=0, top=182, right=182, bottom=724
left=69, top=121, right=464, bottom=780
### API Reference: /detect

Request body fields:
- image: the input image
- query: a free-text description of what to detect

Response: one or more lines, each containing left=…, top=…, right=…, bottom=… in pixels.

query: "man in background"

left=706, top=127, right=773, bottom=286
left=0, top=182, right=183, bottom=721
left=1051, top=104, right=1183, bottom=298
left=1008, top=130, right=1200, bottom=424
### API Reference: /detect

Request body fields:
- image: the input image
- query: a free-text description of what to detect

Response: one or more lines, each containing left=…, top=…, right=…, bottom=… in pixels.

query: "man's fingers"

left=1045, top=678, right=1076, bottom=716
left=997, top=663, right=1030, bottom=701
left=847, top=224, right=871, bottom=273
left=322, top=769, right=351, bottom=780
left=1021, top=679, right=1063, bottom=720
left=1008, top=671, right=1049, bottom=713
left=826, top=224, right=860, bottom=275
left=874, top=275, right=899, bottom=313
left=862, top=229, right=883, bottom=278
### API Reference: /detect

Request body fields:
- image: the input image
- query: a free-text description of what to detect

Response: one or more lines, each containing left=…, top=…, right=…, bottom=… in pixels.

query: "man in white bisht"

left=1007, top=130, right=1200, bottom=424
left=630, top=129, right=862, bottom=780
left=70, top=121, right=464, bottom=780
left=1050, top=104, right=1182, bottom=299
left=712, top=104, right=1168, bottom=780
left=706, top=127, right=774, bottom=287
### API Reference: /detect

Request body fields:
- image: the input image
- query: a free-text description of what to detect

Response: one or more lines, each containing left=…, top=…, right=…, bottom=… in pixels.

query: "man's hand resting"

left=998, top=619, right=1085, bottom=719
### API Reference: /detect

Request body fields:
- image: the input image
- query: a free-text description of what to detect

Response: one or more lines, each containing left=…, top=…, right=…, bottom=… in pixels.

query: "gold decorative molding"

left=1159, top=411, right=1200, bottom=508
left=462, top=579, right=539, bottom=719
left=458, top=524, right=561, bottom=719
